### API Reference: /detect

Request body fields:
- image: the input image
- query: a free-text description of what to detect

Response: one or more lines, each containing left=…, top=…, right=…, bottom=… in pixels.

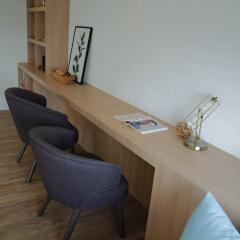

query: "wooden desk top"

left=18, top=63, right=240, bottom=213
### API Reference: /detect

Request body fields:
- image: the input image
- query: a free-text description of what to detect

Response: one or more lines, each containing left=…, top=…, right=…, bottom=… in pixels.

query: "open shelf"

left=27, top=41, right=35, bottom=67
left=28, top=7, right=46, bottom=12
left=35, top=45, right=46, bottom=71
left=28, top=38, right=46, bottom=48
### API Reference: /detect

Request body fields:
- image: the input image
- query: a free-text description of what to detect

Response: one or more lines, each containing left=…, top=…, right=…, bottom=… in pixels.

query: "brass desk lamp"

left=177, top=96, right=220, bottom=151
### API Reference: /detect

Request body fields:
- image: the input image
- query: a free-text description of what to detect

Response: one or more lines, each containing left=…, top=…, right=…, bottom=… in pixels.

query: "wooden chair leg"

left=63, top=209, right=81, bottom=240
left=26, top=159, right=37, bottom=184
left=16, top=143, right=27, bottom=163
left=115, top=201, right=125, bottom=238
left=37, top=194, right=51, bottom=217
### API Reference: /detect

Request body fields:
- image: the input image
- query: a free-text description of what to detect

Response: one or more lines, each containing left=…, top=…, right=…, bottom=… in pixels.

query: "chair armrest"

left=29, top=126, right=77, bottom=151
left=18, top=89, right=47, bottom=106
left=61, top=152, right=122, bottom=193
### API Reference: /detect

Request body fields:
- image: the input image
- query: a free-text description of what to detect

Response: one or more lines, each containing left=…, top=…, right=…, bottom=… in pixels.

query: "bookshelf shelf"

left=28, top=38, right=46, bottom=48
left=26, top=0, right=70, bottom=72
left=27, top=7, right=46, bottom=12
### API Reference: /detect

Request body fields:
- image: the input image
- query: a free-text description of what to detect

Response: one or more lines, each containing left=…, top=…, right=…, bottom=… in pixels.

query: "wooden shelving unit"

left=26, top=0, right=70, bottom=72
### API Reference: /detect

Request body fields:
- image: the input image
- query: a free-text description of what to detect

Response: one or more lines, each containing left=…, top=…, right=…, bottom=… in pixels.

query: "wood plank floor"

left=0, top=111, right=147, bottom=240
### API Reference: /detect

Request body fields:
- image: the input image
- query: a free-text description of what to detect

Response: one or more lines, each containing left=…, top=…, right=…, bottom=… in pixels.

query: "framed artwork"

left=68, top=26, right=93, bottom=85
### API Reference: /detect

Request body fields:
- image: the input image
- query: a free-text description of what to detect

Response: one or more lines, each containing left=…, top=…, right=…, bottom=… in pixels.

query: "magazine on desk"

left=114, top=113, right=168, bottom=135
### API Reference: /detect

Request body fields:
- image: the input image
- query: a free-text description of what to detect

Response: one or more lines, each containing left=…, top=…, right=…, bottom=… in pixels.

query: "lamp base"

left=184, top=136, right=208, bottom=151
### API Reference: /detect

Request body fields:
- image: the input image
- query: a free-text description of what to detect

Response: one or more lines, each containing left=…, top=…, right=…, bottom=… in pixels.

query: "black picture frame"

left=68, top=26, right=93, bottom=85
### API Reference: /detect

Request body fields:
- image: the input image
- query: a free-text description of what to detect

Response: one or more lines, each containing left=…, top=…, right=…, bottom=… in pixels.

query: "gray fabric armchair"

left=29, top=126, right=128, bottom=240
left=5, top=87, right=78, bottom=183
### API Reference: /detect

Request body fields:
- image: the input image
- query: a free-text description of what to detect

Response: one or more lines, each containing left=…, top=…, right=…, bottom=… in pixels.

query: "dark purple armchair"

left=29, top=126, right=128, bottom=240
left=5, top=87, right=78, bottom=183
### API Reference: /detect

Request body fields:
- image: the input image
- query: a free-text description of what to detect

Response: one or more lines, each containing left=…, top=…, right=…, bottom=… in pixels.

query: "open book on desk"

left=114, top=113, right=168, bottom=135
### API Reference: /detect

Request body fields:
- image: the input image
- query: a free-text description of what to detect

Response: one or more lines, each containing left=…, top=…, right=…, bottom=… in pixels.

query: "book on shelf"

left=114, top=113, right=168, bottom=135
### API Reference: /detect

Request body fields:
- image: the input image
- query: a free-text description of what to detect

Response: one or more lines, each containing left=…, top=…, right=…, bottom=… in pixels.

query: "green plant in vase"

left=72, top=32, right=86, bottom=80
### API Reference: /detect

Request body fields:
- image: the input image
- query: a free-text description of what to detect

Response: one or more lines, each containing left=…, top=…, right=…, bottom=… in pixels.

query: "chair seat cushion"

left=80, top=176, right=128, bottom=210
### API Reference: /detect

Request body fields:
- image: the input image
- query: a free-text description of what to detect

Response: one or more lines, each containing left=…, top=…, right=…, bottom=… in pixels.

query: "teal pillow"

left=180, top=192, right=240, bottom=240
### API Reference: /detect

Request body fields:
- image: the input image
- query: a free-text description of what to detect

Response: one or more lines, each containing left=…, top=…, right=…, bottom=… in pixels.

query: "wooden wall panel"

left=45, top=0, right=70, bottom=72
left=146, top=165, right=205, bottom=240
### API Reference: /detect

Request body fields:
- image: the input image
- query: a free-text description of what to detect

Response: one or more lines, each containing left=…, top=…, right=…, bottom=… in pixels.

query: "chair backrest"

left=5, top=87, right=71, bottom=143
left=29, top=126, right=122, bottom=209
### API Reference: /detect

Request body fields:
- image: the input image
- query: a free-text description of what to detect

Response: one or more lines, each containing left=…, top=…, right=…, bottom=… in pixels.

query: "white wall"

left=69, top=0, right=240, bottom=158
left=0, top=0, right=27, bottom=110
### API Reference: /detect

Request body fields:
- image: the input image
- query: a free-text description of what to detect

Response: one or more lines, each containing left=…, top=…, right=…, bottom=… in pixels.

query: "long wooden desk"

left=18, top=63, right=240, bottom=240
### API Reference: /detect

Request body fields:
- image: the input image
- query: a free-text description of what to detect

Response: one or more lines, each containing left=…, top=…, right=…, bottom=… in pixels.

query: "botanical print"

left=72, top=32, right=86, bottom=77
left=68, top=27, right=93, bottom=84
